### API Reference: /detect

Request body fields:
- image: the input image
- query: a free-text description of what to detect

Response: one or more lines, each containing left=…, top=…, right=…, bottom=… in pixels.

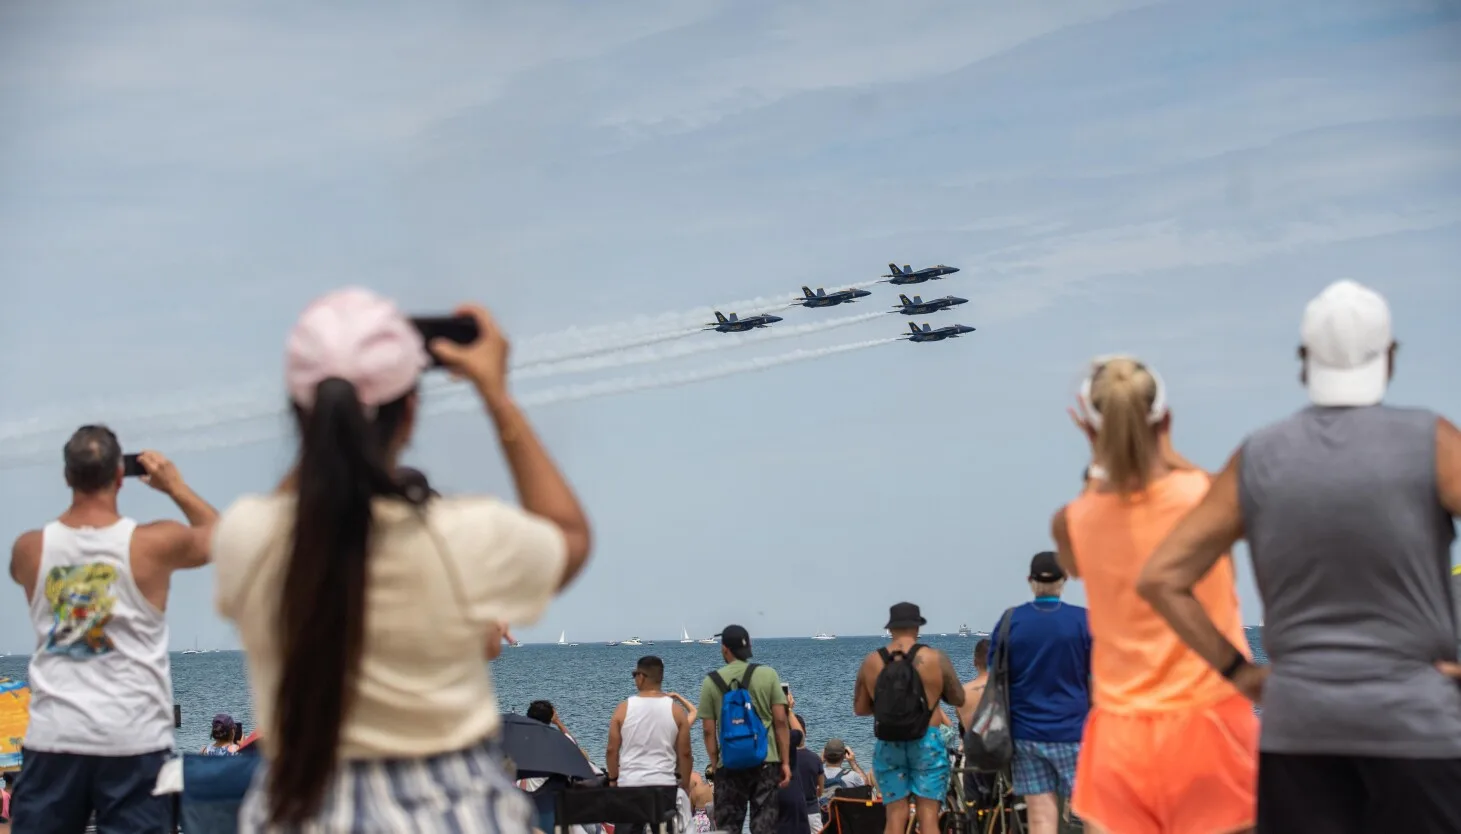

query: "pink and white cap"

left=285, top=287, right=428, bottom=410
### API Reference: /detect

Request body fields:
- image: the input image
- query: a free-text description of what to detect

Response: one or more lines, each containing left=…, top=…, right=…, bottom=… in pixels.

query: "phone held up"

left=122, top=454, right=145, bottom=478
left=409, top=315, right=481, bottom=368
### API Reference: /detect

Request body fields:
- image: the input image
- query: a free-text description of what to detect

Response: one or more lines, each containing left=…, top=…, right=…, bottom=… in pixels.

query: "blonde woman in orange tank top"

left=1051, top=356, right=1258, bottom=834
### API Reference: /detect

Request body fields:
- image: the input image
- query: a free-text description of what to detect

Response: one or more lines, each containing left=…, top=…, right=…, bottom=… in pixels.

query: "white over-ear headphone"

left=1078, top=353, right=1168, bottom=432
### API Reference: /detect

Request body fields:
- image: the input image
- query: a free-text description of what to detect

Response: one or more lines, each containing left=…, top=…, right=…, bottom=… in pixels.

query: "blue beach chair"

left=179, top=750, right=259, bottom=833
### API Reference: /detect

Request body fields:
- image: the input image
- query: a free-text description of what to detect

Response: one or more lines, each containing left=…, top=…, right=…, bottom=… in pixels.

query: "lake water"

left=0, top=628, right=1265, bottom=770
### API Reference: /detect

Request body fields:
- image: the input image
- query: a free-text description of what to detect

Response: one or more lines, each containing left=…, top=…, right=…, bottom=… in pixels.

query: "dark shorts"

left=1259, top=751, right=1461, bottom=834
left=10, top=748, right=172, bottom=834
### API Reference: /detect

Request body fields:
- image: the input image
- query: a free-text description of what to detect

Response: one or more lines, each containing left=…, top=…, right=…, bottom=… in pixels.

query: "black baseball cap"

left=1029, top=551, right=1065, bottom=582
left=717, top=625, right=752, bottom=660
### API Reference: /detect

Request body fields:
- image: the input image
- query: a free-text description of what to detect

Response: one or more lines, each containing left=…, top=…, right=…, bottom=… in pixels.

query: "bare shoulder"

left=11, top=529, right=42, bottom=557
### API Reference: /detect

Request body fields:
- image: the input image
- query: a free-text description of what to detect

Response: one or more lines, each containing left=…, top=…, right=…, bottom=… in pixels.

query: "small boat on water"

left=957, top=623, right=971, bottom=637
left=556, top=631, right=578, bottom=647
left=811, top=632, right=836, bottom=641
left=680, top=627, right=695, bottom=644
left=181, top=638, right=202, bottom=655
left=697, top=636, right=718, bottom=645
left=606, top=641, right=620, bottom=647
left=621, top=637, right=644, bottom=646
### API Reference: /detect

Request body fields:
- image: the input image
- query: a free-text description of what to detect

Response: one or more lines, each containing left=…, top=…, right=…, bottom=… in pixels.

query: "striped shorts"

left=238, top=739, right=534, bottom=833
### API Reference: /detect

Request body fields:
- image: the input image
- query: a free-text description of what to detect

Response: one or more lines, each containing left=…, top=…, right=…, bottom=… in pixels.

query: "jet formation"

left=703, top=262, right=973, bottom=344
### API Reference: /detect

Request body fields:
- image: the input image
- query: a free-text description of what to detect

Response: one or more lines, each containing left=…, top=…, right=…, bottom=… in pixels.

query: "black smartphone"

left=781, top=683, right=790, bottom=695
left=234, top=722, right=244, bottom=744
left=410, top=315, right=481, bottom=367
left=122, top=454, right=145, bottom=478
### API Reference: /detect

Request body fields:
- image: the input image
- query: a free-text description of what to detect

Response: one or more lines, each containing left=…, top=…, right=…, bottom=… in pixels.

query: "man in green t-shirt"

left=698, top=625, right=790, bottom=834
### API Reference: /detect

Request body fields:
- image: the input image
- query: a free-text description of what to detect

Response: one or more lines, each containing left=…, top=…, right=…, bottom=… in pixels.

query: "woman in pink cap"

left=211, top=289, right=593, bottom=832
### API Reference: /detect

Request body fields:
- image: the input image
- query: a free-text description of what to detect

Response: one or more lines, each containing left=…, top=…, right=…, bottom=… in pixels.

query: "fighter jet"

left=704, top=311, right=783, bottom=333
left=794, top=285, right=873, bottom=308
left=892, top=293, right=968, bottom=315
left=900, top=321, right=976, bottom=342
left=881, top=263, right=960, bottom=284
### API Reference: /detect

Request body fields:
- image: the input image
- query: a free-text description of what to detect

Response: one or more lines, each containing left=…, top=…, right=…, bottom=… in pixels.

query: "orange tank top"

left=1065, top=468, right=1248, bottom=713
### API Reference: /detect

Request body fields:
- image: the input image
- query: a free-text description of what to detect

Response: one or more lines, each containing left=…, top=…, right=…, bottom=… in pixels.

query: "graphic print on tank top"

left=43, top=563, right=120, bottom=658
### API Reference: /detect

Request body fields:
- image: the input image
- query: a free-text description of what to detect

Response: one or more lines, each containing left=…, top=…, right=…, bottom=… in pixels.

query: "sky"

left=1, top=0, right=1459, bottom=652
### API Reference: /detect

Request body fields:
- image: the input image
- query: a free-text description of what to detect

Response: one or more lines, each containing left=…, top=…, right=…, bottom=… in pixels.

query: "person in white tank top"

left=607, top=656, right=693, bottom=791
left=7, top=427, right=218, bottom=832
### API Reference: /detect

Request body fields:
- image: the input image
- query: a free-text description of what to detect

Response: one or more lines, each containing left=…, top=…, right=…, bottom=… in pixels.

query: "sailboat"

left=680, top=627, right=695, bottom=644
left=557, top=631, right=578, bottom=647
left=181, top=638, right=202, bottom=655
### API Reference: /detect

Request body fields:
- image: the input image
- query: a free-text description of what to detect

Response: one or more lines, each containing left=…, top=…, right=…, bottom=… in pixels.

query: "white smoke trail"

left=512, top=310, right=889, bottom=381
left=0, top=281, right=886, bottom=446
left=0, top=336, right=901, bottom=471
left=438, top=337, right=901, bottom=412
left=511, top=327, right=702, bottom=368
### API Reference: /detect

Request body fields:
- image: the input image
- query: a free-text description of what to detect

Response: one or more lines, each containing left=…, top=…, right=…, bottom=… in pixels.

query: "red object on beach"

left=237, top=729, right=260, bottom=750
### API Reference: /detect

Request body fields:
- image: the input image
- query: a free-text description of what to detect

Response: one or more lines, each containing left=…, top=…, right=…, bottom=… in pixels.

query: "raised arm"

left=1050, top=507, right=1080, bottom=579
left=669, top=691, right=698, bottom=724
left=1137, top=451, right=1264, bottom=699
left=1437, top=417, right=1461, bottom=517
left=771, top=703, right=791, bottom=787
left=136, top=451, right=218, bottom=570
left=429, top=305, right=592, bottom=590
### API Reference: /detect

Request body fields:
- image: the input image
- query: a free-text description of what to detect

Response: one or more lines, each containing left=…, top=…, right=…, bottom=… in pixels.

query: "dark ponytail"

left=268, top=377, right=420, bottom=825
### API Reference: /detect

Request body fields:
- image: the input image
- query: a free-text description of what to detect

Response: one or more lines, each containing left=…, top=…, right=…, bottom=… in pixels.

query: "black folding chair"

left=555, top=785, right=679, bottom=834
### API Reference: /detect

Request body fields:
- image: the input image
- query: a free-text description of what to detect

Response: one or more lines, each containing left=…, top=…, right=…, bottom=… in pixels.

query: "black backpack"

left=872, top=644, right=932, bottom=741
left=963, top=608, right=1015, bottom=772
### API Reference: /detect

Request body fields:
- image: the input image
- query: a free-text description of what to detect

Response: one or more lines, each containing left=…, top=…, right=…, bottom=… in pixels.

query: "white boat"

left=621, top=637, right=644, bottom=646
left=680, top=627, right=695, bottom=644
left=697, top=636, right=718, bottom=645
left=181, top=638, right=201, bottom=655
left=557, top=631, right=578, bottom=647
left=957, top=623, right=971, bottom=637
left=883, top=629, right=891, bottom=638
left=811, top=632, right=836, bottom=641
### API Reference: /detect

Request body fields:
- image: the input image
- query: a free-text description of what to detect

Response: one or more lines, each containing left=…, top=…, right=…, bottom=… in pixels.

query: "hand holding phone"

left=409, top=315, right=481, bottom=368
left=410, top=306, right=510, bottom=394
left=122, top=454, right=145, bottom=478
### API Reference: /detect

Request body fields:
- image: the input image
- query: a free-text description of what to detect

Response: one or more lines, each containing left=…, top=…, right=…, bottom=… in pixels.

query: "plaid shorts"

left=1010, top=739, right=1079, bottom=798
left=238, top=739, right=532, bottom=833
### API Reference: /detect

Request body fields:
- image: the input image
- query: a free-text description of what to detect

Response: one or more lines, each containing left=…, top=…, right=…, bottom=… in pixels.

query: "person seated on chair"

left=201, top=714, right=241, bottom=756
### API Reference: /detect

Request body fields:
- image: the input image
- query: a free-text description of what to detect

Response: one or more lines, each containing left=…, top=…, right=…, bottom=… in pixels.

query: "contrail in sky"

left=0, top=337, right=900, bottom=471
left=0, top=281, right=886, bottom=446
left=511, top=310, right=889, bottom=381
left=432, top=336, right=901, bottom=413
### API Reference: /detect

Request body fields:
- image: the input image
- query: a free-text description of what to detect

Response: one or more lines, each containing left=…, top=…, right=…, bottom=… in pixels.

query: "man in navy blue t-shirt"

left=988, top=551, right=1091, bottom=834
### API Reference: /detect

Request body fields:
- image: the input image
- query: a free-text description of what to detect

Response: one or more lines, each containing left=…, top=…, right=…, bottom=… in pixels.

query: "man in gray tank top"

left=1138, top=279, right=1461, bottom=834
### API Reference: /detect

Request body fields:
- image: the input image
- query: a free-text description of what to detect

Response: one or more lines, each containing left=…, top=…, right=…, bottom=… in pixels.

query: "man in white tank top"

left=607, top=656, right=693, bottom=793
left=7, top=426, right=218, bottom=833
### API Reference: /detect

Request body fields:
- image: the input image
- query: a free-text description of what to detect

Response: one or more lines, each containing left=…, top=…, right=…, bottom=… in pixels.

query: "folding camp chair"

left=825, top=796, right=885, bottom=834
left=555, top=785, right=680, bottom=834
left=177, top=751, right=260, bottom=834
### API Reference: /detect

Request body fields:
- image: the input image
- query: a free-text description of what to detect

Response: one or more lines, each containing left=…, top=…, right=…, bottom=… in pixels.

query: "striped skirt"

left=237, top=739, right=534, bottom=834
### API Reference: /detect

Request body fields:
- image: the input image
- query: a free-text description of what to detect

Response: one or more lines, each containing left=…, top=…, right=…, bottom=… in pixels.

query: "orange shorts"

left=1072, top=694, right=1258, bottom=834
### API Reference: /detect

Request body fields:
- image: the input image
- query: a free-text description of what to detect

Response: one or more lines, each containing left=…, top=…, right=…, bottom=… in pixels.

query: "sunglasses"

left=632, top=670, right=645, bottom=679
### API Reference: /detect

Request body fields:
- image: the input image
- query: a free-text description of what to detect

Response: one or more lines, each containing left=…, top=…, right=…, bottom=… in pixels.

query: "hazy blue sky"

left=2, top=0, right=1459, bottom=652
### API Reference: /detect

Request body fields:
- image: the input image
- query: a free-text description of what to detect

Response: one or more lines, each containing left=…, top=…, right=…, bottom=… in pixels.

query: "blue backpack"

left=708, top=664, right=768, bottom=770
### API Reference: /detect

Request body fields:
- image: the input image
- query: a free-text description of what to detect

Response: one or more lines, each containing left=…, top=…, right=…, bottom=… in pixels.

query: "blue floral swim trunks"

left=873, top=726, right=951, bottom=803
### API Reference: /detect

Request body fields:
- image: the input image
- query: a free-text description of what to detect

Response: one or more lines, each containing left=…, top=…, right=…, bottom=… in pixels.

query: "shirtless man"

left=853, top=602, right=964, bottom=834
left=956, top=638, right=991, bottom=733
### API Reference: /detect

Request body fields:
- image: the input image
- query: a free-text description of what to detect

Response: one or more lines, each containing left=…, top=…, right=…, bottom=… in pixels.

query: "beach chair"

left=177, top=751, right=259, bottom=834
left=555, top=784, right=679, bottom=834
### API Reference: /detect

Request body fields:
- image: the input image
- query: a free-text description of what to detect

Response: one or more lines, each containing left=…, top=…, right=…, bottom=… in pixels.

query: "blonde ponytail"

left=1090, top=358, right=1160, bottom=494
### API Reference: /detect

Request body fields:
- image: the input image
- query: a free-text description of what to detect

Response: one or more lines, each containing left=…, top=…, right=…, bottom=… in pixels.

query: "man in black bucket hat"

left=854, top=603, right=964, bottom=834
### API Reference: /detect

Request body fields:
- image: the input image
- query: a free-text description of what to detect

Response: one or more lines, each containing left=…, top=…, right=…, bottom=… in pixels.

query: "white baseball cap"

left=1301, top=280, right=1392, bottom=407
